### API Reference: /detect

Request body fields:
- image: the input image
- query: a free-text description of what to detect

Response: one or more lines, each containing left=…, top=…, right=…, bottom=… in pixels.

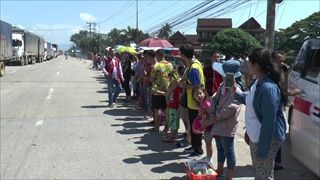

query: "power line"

left=139, top=0, right=182, bottom=24
left=253, top=0, right=260, bottom=17
left=111, top=0, right=157, bottom=28
left=276, top=0, right=289, bottom=29
left=176, top=0, right=261, bottom=33
left=169, top=0, right=248, bottom=34
left=145, top=1, right=213, bottom=33
left=97, top=1, right=135, bottom=25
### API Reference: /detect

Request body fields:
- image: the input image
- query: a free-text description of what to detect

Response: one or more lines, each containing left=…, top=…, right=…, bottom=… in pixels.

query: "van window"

left=304, top=48, right=320, bottom=83
left=293, top=42, right=308, bottom=73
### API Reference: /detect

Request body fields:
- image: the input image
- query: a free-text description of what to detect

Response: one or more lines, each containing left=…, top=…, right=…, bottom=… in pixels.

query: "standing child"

left=162, top=73, right=183, bottom=143
left=202, top=60, right=242, bottom=180
left=191, top=86, right=212, bottom=165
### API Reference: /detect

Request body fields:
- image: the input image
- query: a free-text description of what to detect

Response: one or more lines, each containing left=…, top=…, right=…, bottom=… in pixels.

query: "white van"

left=288, top=38, right=320, bottom=177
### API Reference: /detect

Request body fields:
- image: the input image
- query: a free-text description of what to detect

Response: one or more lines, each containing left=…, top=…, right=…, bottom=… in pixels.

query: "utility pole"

left=98, top=25, right=101, bottom=54
left=265, top=0, right=276, bottom=51
left=87, top=22, right=92, bottom=37
left=136, top=0, right=139, bottom=43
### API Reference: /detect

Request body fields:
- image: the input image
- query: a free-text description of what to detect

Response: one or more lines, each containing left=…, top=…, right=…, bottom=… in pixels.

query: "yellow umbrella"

left=119, top=46, right=137, bottom=55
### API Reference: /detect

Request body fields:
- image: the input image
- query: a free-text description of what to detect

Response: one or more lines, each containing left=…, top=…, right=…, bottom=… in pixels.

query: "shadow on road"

left=81, top=105, right=108, bottom=108
left=103, top=108, right=143, bottom=117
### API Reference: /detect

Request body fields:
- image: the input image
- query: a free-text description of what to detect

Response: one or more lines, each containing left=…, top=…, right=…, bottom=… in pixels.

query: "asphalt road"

left=0, top=56, right=318, bottom=179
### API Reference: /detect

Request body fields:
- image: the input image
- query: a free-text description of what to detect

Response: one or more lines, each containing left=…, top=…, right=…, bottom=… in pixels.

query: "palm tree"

left=158, top=23, right=173, bottom=39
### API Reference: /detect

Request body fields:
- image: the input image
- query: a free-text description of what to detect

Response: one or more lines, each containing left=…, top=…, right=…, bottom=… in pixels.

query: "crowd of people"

left=90, top=44, right=302, bottom=180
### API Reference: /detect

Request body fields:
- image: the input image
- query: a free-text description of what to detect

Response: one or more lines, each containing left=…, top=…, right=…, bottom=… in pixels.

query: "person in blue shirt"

left=235, top=48, right=287, bottom=180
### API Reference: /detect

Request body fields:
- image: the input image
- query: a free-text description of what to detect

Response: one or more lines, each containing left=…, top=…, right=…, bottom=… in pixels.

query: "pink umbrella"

left=139, top=37, right=174, bottom=48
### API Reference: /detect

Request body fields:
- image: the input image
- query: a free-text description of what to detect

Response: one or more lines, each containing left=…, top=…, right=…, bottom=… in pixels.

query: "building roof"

left=198, top=18, right=232, bottom=27
left=197, top=18, right=232, bottom=32
left=169, top=31, right=187, bottom=41
left=185, top=34, right=200, bottom=45
left=238, top=17, right=265, bottom=32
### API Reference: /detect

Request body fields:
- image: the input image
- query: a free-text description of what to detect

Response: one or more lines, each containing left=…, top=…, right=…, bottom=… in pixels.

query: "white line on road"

left=35, top=120, right=43, bottom=127
left=46, top=88, right=54, bottom=99
left=7, top=71, right=16, bottom=74
left=56, top=72, right=59, bottom=76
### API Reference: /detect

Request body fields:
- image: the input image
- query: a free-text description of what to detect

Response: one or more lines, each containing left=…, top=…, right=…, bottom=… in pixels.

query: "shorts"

left=167, top=108, right=180, bottom=130
left=151, top=95, right=166, bottom=110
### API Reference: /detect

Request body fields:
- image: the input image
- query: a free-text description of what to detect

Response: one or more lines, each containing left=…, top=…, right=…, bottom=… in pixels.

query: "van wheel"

left=0, top=61, right=5, bottom=77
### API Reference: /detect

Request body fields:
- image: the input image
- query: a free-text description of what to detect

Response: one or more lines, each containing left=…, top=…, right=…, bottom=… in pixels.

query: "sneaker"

left=274, top=163, right=284, bottom=171
left=184, top=146, right=193, bottom=152
left=108, top=104, right=114, bottom=108
left=188, top=152, right=203, bottom=157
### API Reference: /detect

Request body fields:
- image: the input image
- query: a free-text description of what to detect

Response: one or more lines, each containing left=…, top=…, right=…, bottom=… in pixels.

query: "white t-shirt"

left=245, top=80, right=261, bottom=143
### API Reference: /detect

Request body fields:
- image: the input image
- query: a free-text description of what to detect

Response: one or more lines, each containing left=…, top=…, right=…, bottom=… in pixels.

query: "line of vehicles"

left=0, top=20, right=63, bottom=77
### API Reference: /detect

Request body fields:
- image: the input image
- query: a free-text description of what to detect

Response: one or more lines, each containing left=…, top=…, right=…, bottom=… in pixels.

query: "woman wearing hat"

left=235, top=48, right=287, bottom=179
left=201, top=59, right=243, bottom=180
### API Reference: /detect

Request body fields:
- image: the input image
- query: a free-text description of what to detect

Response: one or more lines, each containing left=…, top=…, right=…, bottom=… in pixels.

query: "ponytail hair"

left=249, top=48, right=288, bottom=106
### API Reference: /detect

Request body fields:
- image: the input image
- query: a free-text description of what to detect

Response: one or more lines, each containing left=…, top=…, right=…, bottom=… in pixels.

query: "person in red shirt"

left=203, top=50, right=223, bottom=97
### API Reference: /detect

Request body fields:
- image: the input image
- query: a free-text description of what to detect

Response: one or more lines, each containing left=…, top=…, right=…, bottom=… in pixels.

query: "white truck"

left=11, top=27, right=44, bottom=65
left=44, top=42, right=54, bottom=60
left=0, top=20, right=12, bottom=76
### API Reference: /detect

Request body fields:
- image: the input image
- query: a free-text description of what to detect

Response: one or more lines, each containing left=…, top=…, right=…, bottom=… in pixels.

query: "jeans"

left=215, top=136, right=236, bottom=170
left=107, top=78, right=122, bottom=105
left=275, top=147, right=282, bottom=163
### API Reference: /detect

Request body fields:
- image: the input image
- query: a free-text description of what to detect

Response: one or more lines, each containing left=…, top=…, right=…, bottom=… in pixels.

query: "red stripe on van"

left=294, top=97, right=312, bottom=115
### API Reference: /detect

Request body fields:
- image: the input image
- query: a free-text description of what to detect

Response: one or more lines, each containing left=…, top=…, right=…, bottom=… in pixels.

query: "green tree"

left=274, top=12, right=320, bottom=64
left=158, top=23, right=172, bottom=39
left=106, top=27, right=150, bottom=46
left=79, top=36, right=98, bottom=55
left=210, top=28, right=261, bottom=59
left=70, top=30, right=89, bottom=48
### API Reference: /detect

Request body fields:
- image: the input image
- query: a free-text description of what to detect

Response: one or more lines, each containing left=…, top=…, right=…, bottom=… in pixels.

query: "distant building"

left=169, top=31, right=201, bottom=52
left=196, top=18, right=232, bottom=47
left=238, top=17, right=265, bottom=44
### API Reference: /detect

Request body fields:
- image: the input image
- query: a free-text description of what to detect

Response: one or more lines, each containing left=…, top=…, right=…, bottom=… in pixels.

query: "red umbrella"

left=139, top=37, right=174, bottom=48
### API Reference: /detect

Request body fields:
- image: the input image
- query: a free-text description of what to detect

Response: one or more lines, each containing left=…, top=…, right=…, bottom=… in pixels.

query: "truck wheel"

left=25, top=58, right=29, bottom=65
left=20, top=58, right=25, bottom=66
left=31, top=57, right=35, bottom=64
left=0, top=61, right=5, bottom=77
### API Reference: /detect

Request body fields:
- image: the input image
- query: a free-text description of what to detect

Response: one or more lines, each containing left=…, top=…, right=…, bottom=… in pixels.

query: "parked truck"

left=52, top=43, right=58, bottom=58
left=12, top=27, right=43, bottom=65
left=37, top=37, right=45, bottom=63
left=44, top=42, right=54, bottom=60
left=0, top=20, right=13, bottom=77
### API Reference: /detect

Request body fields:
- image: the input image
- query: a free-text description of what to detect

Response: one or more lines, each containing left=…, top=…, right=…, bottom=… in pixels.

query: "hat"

left=212, top=59, right=241, bottom=78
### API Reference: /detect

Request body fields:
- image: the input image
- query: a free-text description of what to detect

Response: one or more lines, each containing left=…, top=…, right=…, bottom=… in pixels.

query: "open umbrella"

left=139, top=37, right=174, bottom=48
left=116, top=46, right=137, bottom=55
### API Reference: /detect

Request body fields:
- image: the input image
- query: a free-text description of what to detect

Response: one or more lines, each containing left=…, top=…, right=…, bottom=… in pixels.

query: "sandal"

left=149, top=127, right=159, bottom=133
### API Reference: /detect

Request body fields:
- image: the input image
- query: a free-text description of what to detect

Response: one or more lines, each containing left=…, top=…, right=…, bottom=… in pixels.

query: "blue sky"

left=1, top=0, right=319, bottom=50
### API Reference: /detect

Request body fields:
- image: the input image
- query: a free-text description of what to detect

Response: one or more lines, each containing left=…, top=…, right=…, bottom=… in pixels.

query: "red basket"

left=184, top=162, right=218, bottom=180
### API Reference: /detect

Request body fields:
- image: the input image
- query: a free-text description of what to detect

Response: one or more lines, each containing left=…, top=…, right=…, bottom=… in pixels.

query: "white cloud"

left=79, top=13, right=96, bottom=22
left=30, top=24, right=84, bottom=44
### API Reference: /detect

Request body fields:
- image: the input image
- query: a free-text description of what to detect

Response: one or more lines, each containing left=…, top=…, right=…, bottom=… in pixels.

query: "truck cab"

left=289, top=38, right=320, bottom=177
left=12, top=33, right=26, bottom=65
